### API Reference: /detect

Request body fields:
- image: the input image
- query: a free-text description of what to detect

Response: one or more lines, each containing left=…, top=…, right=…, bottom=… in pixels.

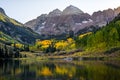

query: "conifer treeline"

left=75, top=14, right=120, bottom=52
left=0, top=42, right=20, bottom=58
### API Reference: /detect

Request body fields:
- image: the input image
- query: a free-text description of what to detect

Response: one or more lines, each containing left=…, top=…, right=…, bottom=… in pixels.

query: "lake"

left=0, top=59, right=120, bottom=80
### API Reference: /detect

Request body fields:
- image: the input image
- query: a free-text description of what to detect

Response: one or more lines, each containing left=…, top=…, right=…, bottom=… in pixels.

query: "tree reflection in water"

left=0, top=60, right=120, bottom=80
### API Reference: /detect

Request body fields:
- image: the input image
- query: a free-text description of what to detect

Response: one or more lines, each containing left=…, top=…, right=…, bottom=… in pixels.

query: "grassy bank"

left=19, top=49, right=120, bottom=61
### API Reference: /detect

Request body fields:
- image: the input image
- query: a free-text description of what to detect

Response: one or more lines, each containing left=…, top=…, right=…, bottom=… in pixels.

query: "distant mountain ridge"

left=25, top=5, right=120, bottom=37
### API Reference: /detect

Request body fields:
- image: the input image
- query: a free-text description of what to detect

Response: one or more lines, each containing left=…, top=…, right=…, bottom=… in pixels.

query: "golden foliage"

left=35, top=40, right=52, bottom=50
left=79, top=32, right=92, bottom=38
left=67, top=38, right=74, bottom=43
left=55, top=66, right=68, bottom=75
left=40, top=67, right=53, bottom=76
left=55, top=41, right=68, bottom=50
left=36, top=40, right=51, bottom=45
left=55, top=65, right=76, bottom=77
left=11, top=43, right=23, bottom=49
left=31, top=38, right=76, bottom=51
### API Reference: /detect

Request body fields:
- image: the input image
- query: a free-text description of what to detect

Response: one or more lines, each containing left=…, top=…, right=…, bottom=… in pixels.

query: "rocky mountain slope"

left=25, top=5, right=120, bottom=37
left=0, top=7, right=40, bottom=44
left=75, top=13, right=120, bottom=54
left=0, top=7, right=6, bottom=15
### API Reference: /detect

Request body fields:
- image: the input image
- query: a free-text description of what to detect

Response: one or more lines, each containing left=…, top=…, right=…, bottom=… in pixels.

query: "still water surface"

left=0, top=60, right=120, bottom=80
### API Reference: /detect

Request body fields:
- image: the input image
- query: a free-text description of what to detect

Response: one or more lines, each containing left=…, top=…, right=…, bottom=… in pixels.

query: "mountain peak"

left=68, top=5, right=78, bottom=8
left=62, top=5, right=84, bottom=15
left=114, top=6, right=120, bottom=16
left=0, top=7, right=6, bottom=15
left=48, top=9, right=62, bottom=17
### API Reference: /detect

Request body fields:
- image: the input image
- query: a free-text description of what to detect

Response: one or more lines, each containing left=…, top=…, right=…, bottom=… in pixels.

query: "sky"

left=0, top=0, right=120, bottom=23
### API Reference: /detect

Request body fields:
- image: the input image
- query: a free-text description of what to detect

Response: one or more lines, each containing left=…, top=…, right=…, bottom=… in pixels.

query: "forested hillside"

left=0, top=7, right=41, bottom=58
left=0, top=11, right=40, bottom=44
left=75, top=14, right=120, bottom=53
